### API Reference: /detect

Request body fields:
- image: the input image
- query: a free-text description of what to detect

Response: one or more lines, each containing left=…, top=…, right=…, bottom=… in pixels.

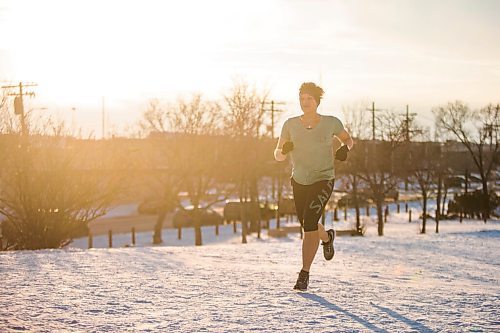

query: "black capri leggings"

left=291, top=177, right=335, bottom=232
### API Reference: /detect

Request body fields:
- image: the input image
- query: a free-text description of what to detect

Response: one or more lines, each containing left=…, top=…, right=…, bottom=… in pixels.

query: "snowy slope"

left=1, top=215, right=499, bottom=332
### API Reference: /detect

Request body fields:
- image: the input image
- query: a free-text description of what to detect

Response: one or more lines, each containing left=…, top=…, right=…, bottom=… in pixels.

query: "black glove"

left=281, top=141, right=294, bottom=155
left=335, top=145, right=349, bottom=161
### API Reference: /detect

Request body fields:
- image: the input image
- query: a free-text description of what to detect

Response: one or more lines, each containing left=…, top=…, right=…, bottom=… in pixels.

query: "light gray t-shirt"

left=280, top=115, right=344, bottom=185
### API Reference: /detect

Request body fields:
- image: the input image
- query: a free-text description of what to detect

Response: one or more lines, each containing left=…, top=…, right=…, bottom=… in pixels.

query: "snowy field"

left=1, top=209, right=499, bottom=332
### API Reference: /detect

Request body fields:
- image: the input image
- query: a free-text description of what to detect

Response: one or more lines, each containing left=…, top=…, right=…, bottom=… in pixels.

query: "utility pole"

left=262, top=100, right=286, bottom=139
left=400, top=104, right=418, bottom=190
left=262, top=100, right=286, bottom=201
left=399, top=104, right=422, bottom=144
left=403, top=105, right=418, bottom=142
left=1, top=82, right=37, bottom=137
left=365, top=102, right=383, bottom=141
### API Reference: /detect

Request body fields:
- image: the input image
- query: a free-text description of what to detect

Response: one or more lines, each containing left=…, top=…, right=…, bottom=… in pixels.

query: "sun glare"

left=4, top=0, right=271, bottom=101
left=1, top=0, right=497, bottom=136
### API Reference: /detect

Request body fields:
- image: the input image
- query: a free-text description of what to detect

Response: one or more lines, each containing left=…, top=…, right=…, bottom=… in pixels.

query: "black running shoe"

left=293, top=270, right=309, bottom=291
left=322, top=229, right=335, bottom=261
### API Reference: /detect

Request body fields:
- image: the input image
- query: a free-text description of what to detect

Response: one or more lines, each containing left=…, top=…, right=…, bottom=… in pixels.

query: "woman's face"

left=299, top=93, right=318, bottom=114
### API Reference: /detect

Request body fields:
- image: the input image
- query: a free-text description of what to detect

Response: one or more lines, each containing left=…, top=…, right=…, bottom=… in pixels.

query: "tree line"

left=0, top=82, right=497, bottom=249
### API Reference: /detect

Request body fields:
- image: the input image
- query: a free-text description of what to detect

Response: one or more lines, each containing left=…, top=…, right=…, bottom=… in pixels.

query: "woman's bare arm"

left=336, top=129, right=354, bottom=150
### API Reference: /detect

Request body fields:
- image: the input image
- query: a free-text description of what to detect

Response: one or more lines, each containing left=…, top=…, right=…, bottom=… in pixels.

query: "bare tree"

left=432, top=146, right=454, bottom=233
left=0, top=132, right=123, bottom=250
left=139, top=94, right=225, bottom=246
left=137, top=97, right=179, bottom=238
left=342, top=101, right=372, bottom=140
left=340, top=103, right=372, bottom=234
left=0, top=93, right=126, bottom=250
left=413, top=168, right=433, bottom=234
left=173, top=95, right=222, bottom=136
left=224, top=80, right=267, bottom=137
left=357, top=143, right=396, bottom=236
left=139, top=99, right=171, bottom=135
left=341, top=153, right=365, bottom=235
left=434, top=101, right=499, bottom=221
left=357, top=110, right=408, bottom=236
left=0, top=91, right=21, bottom=135
left=398, top=116, right=437, bottom=234
left=409, top=143, right=440, bottom=234
left=138, top=136, right=183, bottom=244
left=223, top=80, right=268, bottom=242
left=171, top=94, right=224, bottom=246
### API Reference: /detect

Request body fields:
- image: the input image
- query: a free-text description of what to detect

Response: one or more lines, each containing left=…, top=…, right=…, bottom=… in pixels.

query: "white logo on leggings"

left=309, top=179, right=335, bottom=214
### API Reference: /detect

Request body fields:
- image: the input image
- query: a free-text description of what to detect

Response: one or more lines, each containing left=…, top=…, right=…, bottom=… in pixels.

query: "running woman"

left=274, top=82, right=354, bottom=291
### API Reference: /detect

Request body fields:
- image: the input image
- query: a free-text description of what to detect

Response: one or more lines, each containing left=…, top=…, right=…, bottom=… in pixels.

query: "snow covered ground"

left=1, top=208, right=499, bottom=332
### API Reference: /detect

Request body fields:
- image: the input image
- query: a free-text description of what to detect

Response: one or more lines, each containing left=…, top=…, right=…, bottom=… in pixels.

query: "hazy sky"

left=1, top=0, right=499, bottom=137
